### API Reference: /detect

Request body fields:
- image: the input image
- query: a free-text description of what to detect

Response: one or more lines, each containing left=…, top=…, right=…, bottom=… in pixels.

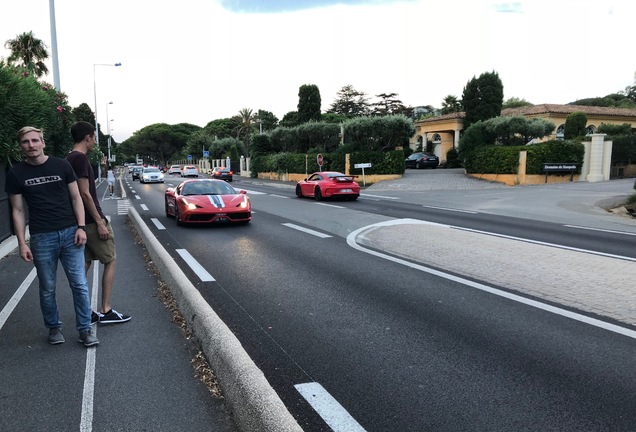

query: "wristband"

left=77, top=226, right=86, bottom=231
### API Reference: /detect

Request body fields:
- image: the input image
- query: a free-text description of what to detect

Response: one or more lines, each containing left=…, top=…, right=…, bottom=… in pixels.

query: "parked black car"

left=405, top=152, right=439, bottom=169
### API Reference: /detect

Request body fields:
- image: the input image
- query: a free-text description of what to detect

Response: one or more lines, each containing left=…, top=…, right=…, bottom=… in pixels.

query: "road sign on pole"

left=317, top=153, right=323, bottom=172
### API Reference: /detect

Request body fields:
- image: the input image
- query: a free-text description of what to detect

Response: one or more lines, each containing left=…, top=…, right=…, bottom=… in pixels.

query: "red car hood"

left=184, top=194, right=245, bottom=209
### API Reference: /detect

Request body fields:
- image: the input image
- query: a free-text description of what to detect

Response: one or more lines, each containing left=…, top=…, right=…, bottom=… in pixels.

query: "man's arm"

left=68, top=181, right=88, bottom=246
left=76, top=177, right=109, bottom=239
left=9, top=194, right=32, bottom=262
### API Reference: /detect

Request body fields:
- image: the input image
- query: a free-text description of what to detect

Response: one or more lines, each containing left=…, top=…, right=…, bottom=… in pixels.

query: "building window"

left=586, top=125, right=597, bottom=135
left=556, top=124, right=565, bottom=140
left=432, top=133, right=441, bottom=143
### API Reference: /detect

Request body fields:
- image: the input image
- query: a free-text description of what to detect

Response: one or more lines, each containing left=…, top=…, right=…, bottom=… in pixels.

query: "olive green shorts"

left=84, top=218, right=116, bottom=264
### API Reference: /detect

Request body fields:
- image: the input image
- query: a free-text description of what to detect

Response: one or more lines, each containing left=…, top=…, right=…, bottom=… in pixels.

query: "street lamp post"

left=93, top=62, right=121, bottom=177
left=106, top=101, right=113, bottom=163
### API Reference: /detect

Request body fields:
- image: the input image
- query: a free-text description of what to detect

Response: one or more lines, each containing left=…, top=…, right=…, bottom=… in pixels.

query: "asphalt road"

left=126, top=171, right=636, bottom=431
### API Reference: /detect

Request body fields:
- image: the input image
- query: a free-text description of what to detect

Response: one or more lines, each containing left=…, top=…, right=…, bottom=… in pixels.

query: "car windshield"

left=144, top=168, right=160, bottom=173
left=181, top=182, right=236, bottom=196
left=326, top=172, right=352, bottom=180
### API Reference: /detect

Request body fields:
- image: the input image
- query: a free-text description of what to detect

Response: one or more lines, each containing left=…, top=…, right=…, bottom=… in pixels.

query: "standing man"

left=67, top=121, right=130, bottom=325
left=5, top=126, right=99, bottom=347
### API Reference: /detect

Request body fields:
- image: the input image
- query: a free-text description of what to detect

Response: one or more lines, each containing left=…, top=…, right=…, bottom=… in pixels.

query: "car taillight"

left=228, top=171, right=233, bottom=175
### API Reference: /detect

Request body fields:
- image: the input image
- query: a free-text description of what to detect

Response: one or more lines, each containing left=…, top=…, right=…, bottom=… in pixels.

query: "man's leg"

left=59, top=226, right=92, bottom=333
left=30, top=231, right=62, bottom=330
left=101, top=259, right=116, bottom=313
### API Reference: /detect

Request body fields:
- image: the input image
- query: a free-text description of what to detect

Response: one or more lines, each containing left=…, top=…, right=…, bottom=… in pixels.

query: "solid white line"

left=347, top=219, right=636, bottom=340
left=0, top=268, right=36, bottom=330
left=360, top=194, right=399, bottom=200
left=315, top=202, right=346, bottom=209
left=422, top=205, right=478, bottom=214
left=151, top=218, right=166, bottom=230
left=564, top=224, right=636, bottom=236
left=176, top=249, right=216, bottom=281
left=269, top=194, right=289, bottom=199
left=455, top=226, right=636, bottom=262
left=282, top=223, right=332, bottom=238
left=295, top=383, right=366, bottom=432
left=80, top=264, right=100, bottom=432
left=140, top=204, right=149, bottom=211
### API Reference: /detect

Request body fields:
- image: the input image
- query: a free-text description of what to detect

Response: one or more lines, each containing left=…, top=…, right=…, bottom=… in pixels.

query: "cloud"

left=218, top=0, right=409, bottom=13
left=492, top=2, right=523, bottom=13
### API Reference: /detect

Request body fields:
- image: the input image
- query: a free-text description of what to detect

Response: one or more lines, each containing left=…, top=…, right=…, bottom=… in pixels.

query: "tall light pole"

left=48, top=0, right=61, bottom=90
left=93, top=63, right=121, bottom=171
left=93, top=62, right=121, bottom=142
left=106, top=101, right=113, bottom=164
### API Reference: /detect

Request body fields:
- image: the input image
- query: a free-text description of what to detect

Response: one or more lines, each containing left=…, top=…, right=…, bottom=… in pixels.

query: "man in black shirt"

left=5, top=126, right=98, bottom=347
left=67, top=121, right=130, bottom=325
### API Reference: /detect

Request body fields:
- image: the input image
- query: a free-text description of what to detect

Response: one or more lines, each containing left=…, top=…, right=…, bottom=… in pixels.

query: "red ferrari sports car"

left=295, top=171, right=360, bottom=201
left=165, top=179, right=251, bottom=225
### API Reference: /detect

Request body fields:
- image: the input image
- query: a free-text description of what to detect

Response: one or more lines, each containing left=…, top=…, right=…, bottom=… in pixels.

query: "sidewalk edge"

left=128, top=206, right=302, bottom=432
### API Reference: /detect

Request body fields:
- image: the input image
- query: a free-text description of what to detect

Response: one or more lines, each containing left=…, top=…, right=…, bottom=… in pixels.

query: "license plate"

left=340, top=189, right=353, bottom=193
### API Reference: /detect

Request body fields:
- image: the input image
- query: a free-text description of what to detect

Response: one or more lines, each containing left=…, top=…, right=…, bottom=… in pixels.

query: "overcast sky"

left=2, top=0, right=634, bottom=142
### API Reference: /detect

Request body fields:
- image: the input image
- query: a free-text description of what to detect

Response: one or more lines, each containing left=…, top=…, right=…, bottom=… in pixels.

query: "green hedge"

left=250, top=150, right=406, bottom=176
left=464, top=140, right=585, bottom=174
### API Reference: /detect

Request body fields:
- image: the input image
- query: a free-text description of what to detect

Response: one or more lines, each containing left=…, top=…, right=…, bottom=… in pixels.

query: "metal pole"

left=48, top=0, right=61, bottom=90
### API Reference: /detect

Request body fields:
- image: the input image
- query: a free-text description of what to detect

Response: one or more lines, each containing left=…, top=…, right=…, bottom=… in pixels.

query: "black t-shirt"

left=5, top=157, right=79, bottom=234
left=66, top=151, right=104, bottom=223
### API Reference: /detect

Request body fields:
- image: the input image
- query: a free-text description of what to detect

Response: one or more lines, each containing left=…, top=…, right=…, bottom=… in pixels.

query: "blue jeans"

left=30, top=226, right=92, bottom=333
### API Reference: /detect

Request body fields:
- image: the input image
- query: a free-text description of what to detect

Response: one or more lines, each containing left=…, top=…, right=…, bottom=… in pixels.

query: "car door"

left=303, top=173, right=323, bottom=196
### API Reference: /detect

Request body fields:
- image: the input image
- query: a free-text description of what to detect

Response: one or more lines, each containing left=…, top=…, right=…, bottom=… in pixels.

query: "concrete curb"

left=128, top=206, right=302, bottom=432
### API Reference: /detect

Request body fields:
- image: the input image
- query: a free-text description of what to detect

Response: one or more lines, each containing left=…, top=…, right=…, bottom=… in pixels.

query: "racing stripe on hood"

left=207, top=195, right=225, bottom=208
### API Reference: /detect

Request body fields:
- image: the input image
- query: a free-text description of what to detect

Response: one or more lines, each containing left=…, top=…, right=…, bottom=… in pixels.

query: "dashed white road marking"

left=270, top=194, right=289, bottom=199
left=422, top=205, right=478, bottom=214
left=176, top=249, right=215, bottom=281
left=315, top=202, right=345, bottom=209
left=295, top=383, right=366, bottom=432
left=237, top=188, right=266, bottom=195
left=151, top=218, right=166, bottom=230
left=135, top=195, right=141, bottom=200
left=141, top=204, right=149, bottom=211
left=282, top=223, right=332, bottom=238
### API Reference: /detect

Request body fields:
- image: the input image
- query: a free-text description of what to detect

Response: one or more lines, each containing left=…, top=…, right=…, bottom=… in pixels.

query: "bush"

left=0, top=64, right=74, bottom=165
left=463, top=140, right=584, bottom=174
left=445, top=148, right=462, bottom=168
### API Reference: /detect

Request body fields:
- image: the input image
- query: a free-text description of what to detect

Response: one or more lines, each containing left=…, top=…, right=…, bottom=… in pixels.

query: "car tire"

left=165, top=198, right=172, bottom=218
left=314, top=187, right=322, bottom=201
left=175, top=206, right=183, bottom=226
left=415, top=162, right=421, bottom=169
left=295, top=185, right=303, bottom=198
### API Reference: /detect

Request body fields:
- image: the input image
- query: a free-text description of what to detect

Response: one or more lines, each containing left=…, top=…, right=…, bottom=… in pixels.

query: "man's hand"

left=97, top=220, right=110, bottom=240
left=18, top=243, right=33, bottom=262
left=75, top=228, right=87, bottom=246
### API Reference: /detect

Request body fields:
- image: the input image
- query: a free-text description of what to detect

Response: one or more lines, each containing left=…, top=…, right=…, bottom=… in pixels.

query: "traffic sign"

left=203, top=151, right=209, bottom=158
left=187, top=154, right=192, bottom=161
left=354, top=163, right=372, bottom=169
left=317, top=153, right=323, bottom=167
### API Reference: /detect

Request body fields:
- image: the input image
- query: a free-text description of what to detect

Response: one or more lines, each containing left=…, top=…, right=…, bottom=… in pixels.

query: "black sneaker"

left=99, top=309, right=131, bottom=324
left=48, top=328, right=65, bottom=345
left=78, top=329, right=99, bottom=347
left=91, top=311, right=103, bottom=324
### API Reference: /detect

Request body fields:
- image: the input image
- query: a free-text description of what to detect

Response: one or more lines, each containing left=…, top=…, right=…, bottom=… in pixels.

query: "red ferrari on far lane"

left=165, top=179, right=251, bottom=226
left=295, top=171, right=360, bottom=201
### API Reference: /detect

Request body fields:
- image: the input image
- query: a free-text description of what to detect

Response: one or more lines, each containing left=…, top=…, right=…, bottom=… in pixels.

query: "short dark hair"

left=70, top=121, right=95, bottom=144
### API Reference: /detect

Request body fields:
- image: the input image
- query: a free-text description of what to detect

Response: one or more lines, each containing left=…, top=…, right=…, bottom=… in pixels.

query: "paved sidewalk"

left=356, top=220, right=636, bottom=328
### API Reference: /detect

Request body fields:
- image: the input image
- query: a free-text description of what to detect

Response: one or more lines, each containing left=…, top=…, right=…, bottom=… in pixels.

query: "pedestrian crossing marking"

left=117, top=199, right=131, bottom=215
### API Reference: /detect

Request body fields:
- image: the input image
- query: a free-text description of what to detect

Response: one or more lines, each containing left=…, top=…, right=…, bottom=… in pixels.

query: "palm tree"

left=441, top=95, right=462, bottom=114
left=237, top=108, right=254, bottom=155
left=4, top=31, right=49, bottom=77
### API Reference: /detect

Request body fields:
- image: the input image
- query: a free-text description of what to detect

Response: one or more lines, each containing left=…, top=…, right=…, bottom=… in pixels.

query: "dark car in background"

left=212, top=167, right=233, bottom=182
left=405, top=152, right=439, bottom=169
left=131, top=166, right=143, bottom=180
